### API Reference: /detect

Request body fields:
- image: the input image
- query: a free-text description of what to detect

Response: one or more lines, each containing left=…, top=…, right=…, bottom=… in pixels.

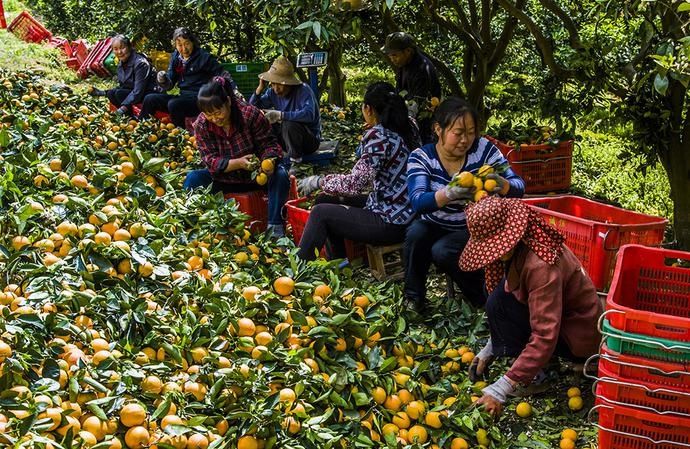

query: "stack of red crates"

left=523, top=195, right=668, bottom=291
left=78, top=37, right=113, bottom=79
left=486, top=135, right=574, bottom=194
left=8, top=11, right=52, bottom=43
left=592, top=244, right=690, bottom=449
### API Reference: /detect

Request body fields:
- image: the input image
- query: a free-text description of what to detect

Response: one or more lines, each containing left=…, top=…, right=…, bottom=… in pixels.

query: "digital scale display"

left=296, top=52, right=328, bottom=68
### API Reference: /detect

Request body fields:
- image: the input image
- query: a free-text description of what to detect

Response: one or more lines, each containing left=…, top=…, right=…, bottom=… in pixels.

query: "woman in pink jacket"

left=459, top=196, right=603, bottom=415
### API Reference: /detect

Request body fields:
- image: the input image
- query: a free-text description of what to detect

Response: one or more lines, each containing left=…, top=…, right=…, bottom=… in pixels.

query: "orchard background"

left=0, top=1, right=687, bottom=449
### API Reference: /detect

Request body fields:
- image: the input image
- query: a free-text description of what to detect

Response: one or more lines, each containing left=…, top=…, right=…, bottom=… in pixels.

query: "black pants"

left=106, top=88, right=132, bottom=108
left=139, top=93, right=199, bottom=128
left=404, top=219, right=486, bottom=307
left=486, top=281, right=581, bottom=360
left=314, top=193, right=368, bottom=208
left=273, top=121, right=319, bottom=159
left=297, top=204, right=406, bottom=261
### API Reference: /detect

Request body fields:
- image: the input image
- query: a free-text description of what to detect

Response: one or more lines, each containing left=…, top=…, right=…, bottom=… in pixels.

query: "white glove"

left=444, top=185, right=474, bottom=201
left=482, top=375, right=515, bottom=404
left=264, top=110, right=282, bottom=124
left=298, top=175, right=322, bottom=196
left=156, top=71, right=168, bottom=85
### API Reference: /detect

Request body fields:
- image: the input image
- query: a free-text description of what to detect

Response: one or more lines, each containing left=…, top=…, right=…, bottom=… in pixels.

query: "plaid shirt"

left=193, top=102, right=283, bottom=184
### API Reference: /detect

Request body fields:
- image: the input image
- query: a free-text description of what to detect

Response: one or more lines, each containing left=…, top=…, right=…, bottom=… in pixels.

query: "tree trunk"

left=667, top=139, right=690, bottom=250
left=327, top=44, right=346, bottom=106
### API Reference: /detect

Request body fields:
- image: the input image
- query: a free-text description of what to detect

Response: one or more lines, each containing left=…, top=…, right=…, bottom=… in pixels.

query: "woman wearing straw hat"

left=460, top=196, right=602, bottom=415
left=250, top=56, right=321, bottom=163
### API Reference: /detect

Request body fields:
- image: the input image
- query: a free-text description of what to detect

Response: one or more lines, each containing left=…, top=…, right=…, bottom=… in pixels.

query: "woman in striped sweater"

left=405, top=97, right=525, bottom=314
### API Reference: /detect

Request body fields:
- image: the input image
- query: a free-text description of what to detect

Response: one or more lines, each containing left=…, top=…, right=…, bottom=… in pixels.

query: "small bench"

left=366, top=243, right=404, bottom=281
left=301, top=140, right=339, bottom=166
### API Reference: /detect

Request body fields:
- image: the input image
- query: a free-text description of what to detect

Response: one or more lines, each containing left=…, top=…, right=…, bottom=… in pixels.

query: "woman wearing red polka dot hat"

left=460, top=196, right=602, bottom=416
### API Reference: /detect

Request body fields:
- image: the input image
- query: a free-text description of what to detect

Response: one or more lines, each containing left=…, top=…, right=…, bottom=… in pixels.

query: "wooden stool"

left=366, top=243, right=404, bottom=281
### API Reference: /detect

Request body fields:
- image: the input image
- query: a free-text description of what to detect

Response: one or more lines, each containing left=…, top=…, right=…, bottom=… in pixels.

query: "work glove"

left=482, top=375, right=515, bottom=404
left=264, top=109, right=282, bottom=124
left=156, top=71, right=169, bottom=85
left=114, top=106, right=128, bottom=116
left=444, top=184, right=474, bottom=201
left=88, top=87, right=106, bottom=97
left=469, top=339, right=494, bottom=382
left=298, top=175, right=323, bottom=196
left=485, top=173, right=508, bottom=195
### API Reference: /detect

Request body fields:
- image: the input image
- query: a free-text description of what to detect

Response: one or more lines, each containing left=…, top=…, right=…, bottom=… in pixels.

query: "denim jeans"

left=183, top=161, right=290, bottom=225
left=403, top=219, right=486, bottom=307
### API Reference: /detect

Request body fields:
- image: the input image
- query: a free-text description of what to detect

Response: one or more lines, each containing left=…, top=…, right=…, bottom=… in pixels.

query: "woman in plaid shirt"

left=183, top=75, right=290, bottom=237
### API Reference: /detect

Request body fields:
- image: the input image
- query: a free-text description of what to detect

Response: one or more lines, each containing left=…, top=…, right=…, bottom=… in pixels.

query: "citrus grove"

left=0, top=64, right=594, bottom=449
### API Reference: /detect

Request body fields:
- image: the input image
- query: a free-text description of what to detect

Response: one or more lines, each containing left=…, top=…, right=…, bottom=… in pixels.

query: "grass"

left=0, top=30, right=79, bottom=84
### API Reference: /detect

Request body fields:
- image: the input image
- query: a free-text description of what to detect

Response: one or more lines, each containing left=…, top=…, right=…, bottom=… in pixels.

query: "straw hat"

left=259, top=56, right=301, bottom=86
left=459, top=197, right=532, bottom=272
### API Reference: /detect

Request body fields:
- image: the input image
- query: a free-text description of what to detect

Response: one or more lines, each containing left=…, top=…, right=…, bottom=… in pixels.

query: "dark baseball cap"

left=382, top=32, right=415, bottom=53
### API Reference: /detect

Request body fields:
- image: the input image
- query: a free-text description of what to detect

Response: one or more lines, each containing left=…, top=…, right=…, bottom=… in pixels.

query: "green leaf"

left=313, top=21, right=322, bottom=40
left=296, top=21, right=313, bottom=30
left=678, top=2, right=690, bottom=12
left=654, top=74, right=669, bottom=95
left=379, top=356, right=398, bottom=373
left=151, top=395, right=172, bottom=420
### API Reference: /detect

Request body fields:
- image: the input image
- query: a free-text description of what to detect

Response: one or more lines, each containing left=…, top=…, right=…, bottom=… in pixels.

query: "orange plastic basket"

left=523, top=196, right=667, bottom=291
left=605, top=244, right=690, bottom=341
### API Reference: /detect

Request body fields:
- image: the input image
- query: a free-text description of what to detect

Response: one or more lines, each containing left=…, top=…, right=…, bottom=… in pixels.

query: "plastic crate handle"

left=606, top=305, right=690, bottom=336
left=594, top=375, right=690, bottom=401
left=588, top=404, right=690, bottom=448
left=600, top=322, right=690, bottom=353
left=594, top=392, right=689, bottom=417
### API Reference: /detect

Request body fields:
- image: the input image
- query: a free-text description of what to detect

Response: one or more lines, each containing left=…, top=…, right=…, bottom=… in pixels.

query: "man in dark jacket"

left=383, top=32, right=441, bottom=144
left=89, top=35, right=157, bottom=116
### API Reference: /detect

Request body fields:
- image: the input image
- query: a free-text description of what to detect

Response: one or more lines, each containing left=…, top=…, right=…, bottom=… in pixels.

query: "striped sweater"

left=407, top=137, right=525, bottom=230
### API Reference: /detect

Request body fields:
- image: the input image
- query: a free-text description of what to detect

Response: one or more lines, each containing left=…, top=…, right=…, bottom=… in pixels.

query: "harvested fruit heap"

left=0, top=69, right=593, bottom=449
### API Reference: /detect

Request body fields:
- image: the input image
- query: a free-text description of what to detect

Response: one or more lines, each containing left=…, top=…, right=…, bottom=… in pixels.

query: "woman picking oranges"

left=404, top=97, right=524, bottom=315
left=460, top=196, right=602, bottom=415
left=183, top=75, right=290, bottom=237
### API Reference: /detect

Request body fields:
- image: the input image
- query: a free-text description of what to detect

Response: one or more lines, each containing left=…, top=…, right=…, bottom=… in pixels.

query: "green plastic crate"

left=601, top=319, right=690, bottom=364
left=221, top=62, right=268, bottom=99
left=104, top=52, right=117, bottom=76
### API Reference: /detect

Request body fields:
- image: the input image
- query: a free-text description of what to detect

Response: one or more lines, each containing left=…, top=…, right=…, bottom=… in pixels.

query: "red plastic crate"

left=598, top=344, right=690, bottom=394
left=8, top=11, right=52, bottom=43
left=486, top=135, right=573, bottom=194
left=594, top=401, right=690, bottom=449
left=223, top=176, right=298, bottom=233
left=606, top=245, right=690, bottom=341
left=285, top=197, right=367, bottom=262
left=78, top=38, right=112, bottom=79
left=596, top=359, right=690, bottom=415
left=67, top=40, right=89, bottom=70
left=523, top=196, right=667, bottom=291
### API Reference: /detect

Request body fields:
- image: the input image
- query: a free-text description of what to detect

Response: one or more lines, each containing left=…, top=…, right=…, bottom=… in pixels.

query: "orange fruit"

left=237, top=435, right=258, bottom=449
left=568, top=396, right=584, bottom=411
left=124, top=426, right=149, bottom=449
left=274, top=277, right=295, bottom=296
left=561, top=429, right=578, bottom=441
left=372, top=387, right=387, bottom=405
left=460, top=351, right=475, bottom=364
left=82, top=416, right=107, bottom=441
left=383, top=394, right=402, bottom=411
left=138, top=261, right=154, bottom=277
left=405, top=401, right=425, bottom=420
left=141, top=375, right=162, bottom=395
left=113, top=229, right=131, bottom=241
left=313, top=284, right=332, bottom=298
left=119, top=403, right=146, bottom=427
left=450, top=437, right=469, bottom=449
left=456, top=171, right=475, bottom=188
left=279, top=388, right=296, bottom=403
left=424, top=411, right=442, bottom=429
left=120, top=162, right=135, bottom=177
left=567, top=387, right=581, bottom=398
left=407, top=425, right=428, bottom=444
left=381, top=423, right=399, bottom=436
left=71, top=175, right=89, bottom=188
left=186, top=433, right=209, bottom=449
left=261, top=159, right=275, bottom=173
left=392, top=411, right=411, bottom=429
left=484, top=178, right=498, bottom=192
left=255, top=172, right=268, bottom=186
left=559, top=439, right=575, bottom=449
left=242, top=286, right=261, bottom=301
left=235, top=317, right=256, bottom=337
left=516, top=401, right=533, bottom=418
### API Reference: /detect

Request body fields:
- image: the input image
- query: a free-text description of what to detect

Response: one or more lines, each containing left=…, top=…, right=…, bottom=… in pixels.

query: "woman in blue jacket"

left=404, top=97, right=525, bottom=315
left=139, top=28, right=229, bottom=128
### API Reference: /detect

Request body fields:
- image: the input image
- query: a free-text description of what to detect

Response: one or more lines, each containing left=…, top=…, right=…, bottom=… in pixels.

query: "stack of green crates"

left=221, top=62, right=268, bottom=100
left=103, top=52, right=117, bottom=76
